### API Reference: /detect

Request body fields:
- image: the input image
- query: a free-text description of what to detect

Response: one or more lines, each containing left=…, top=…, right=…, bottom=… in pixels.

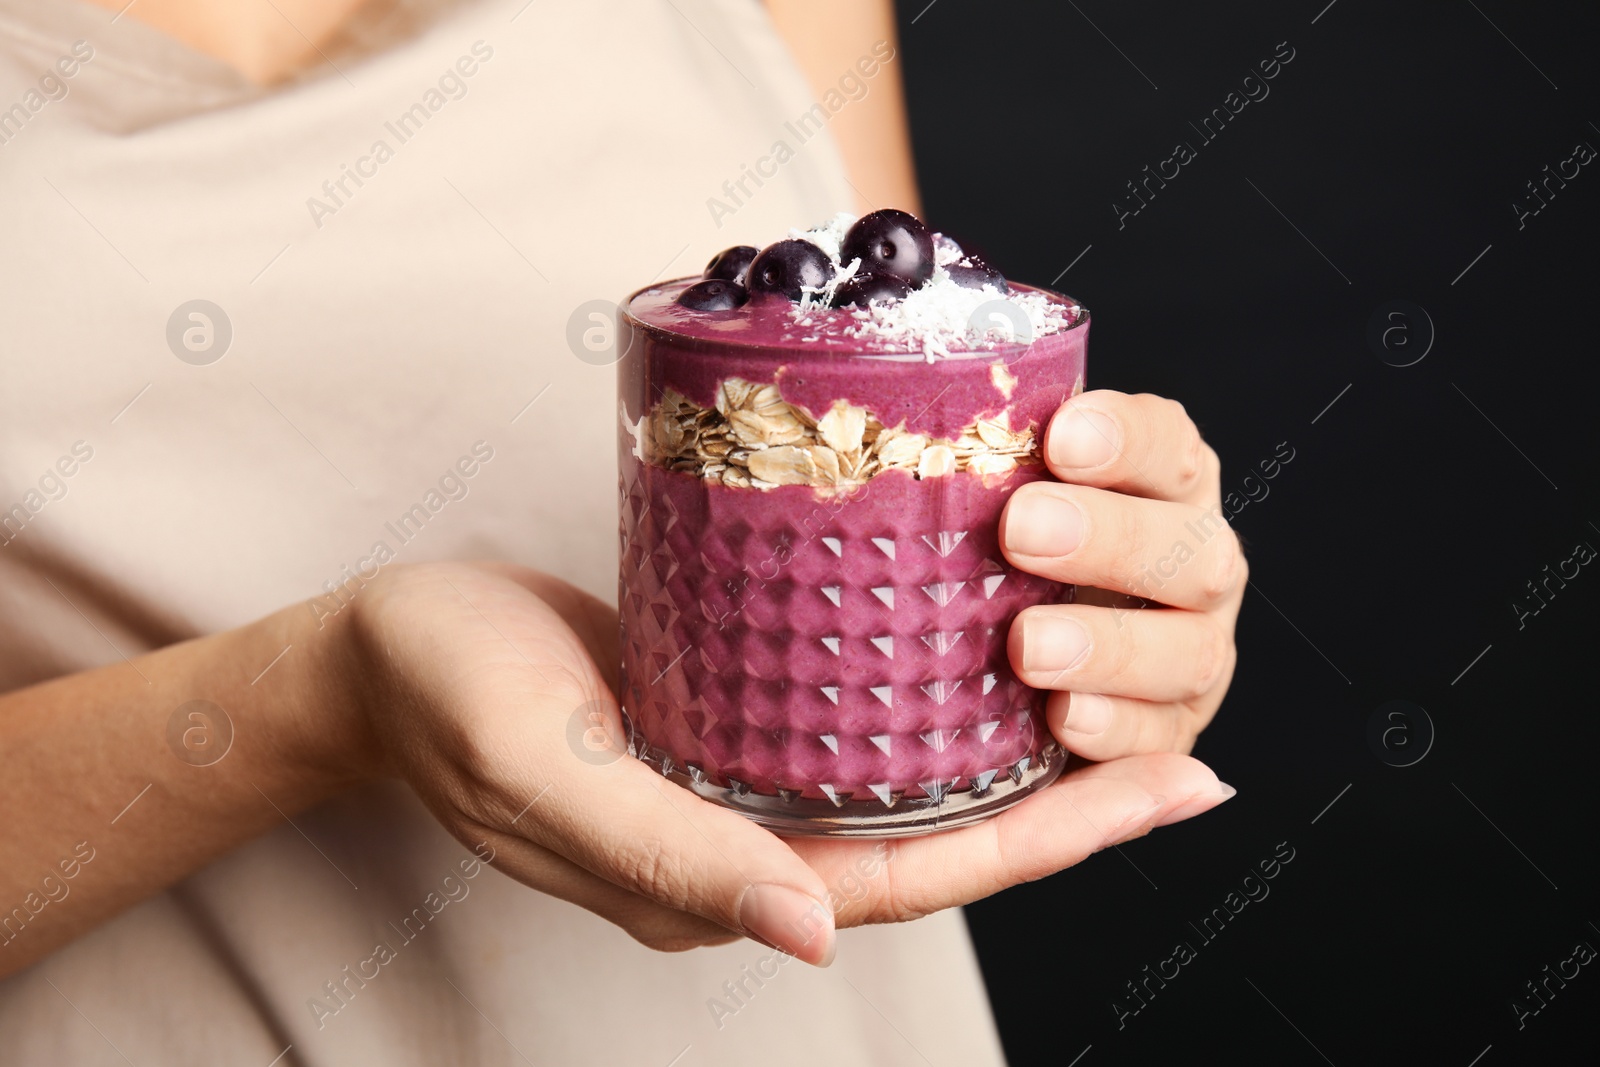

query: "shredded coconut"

left=851, top=270, right=1072, bottom=360
left=933, top=233, right=966, bottom=267
left=789, top=212, right=856, bottom=264
left=780, top=212, right=1080, bottom=361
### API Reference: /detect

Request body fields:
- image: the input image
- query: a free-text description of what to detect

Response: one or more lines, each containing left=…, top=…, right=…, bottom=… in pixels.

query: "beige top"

left=0, top=0, right=1008, bottom=1063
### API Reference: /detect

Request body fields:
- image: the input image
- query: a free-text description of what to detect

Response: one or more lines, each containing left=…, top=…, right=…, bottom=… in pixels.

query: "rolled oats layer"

left=643, top=378, right=1037, bottom=489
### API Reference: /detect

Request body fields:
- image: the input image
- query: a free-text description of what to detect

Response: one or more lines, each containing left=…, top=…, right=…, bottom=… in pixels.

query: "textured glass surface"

left=617, top=290, right=1086, bottom=835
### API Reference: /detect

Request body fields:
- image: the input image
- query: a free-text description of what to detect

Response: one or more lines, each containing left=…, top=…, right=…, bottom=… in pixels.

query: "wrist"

left=248, top=592, right=386, bottom=794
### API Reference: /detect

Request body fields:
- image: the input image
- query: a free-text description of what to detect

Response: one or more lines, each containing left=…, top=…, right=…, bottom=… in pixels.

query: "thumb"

left=533, top=741, right=839, bottom=966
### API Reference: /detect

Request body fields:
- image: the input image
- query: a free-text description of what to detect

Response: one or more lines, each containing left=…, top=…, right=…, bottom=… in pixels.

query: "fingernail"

left=1005, top=489, right=1085, bottom=558
left=738, top=883, right=835, bottom=967
left=1155, top=783, right=1237, bottom=827
left=1064, top=692, right=1113, bottom=735
left=1049, top=408, right=1119, bottom=469
left=1022, top=615, right=1091, bottom=673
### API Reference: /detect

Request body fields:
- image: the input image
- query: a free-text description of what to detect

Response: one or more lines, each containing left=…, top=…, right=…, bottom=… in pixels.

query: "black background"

left=895, top=1, right=1600, bottom=1063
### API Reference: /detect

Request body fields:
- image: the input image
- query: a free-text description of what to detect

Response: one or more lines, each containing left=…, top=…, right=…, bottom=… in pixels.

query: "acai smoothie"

left=617, top=210, right=1088, bottom=836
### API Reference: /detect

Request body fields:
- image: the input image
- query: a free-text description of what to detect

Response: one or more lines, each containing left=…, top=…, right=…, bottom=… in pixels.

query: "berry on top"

left=704, top=245, right=758, bottom=285
left=676, top=278, right=749, bottom=311
left=945, top=258, right=1006, bottom=291
left=831, top=271, right=912, bottom=308
left=840, top=209, right=934, bottom=286
left=746, top=239, right=834, bottom=301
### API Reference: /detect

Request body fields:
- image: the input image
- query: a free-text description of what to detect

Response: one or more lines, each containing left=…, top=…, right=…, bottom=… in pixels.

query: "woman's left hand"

left=1000, top=388, right=1246, bottom=759
left=779, top=390, right=1241, bottom=934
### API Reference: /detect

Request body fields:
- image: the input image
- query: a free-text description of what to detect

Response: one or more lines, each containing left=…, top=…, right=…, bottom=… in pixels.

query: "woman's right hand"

left=346, top=561, right=845, bottom=963
left=345, top=562, right=1231, bottom=967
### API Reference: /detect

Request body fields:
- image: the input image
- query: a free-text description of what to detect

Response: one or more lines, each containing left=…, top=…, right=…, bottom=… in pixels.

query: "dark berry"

left=704, top=245, right=758, bottom=284
left=746, top=239, right=834, bottom=300
left=831, top=271, right=912, bottom=308
left=945, top=258, right=1007, bottom=291
left=840, top=209, right=934, bottom=285
left=676, top=278, right=748, bottom=311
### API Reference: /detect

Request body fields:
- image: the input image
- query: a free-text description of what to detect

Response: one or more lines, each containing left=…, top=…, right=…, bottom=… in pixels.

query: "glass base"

left=629, top=733, right=1067, bottom=838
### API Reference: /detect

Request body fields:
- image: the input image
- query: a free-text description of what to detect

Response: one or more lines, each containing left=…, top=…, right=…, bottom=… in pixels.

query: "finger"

left=789, top=753, right=1233, bottom=928
left=1007, top=602, right=1234, bottom=703
left=1000, top=480, right=1247, bottom=611
left=1044, top=690, right=1212, bottom=760
left=465, top=820, right=742, bottom=952
left=1043, top=390, right=1220, bottom=508
left=523, top=746, right=839, bottom=966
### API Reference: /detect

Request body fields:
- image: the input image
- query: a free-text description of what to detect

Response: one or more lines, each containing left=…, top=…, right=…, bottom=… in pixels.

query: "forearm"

left=0, top=599, right=371, bottom=977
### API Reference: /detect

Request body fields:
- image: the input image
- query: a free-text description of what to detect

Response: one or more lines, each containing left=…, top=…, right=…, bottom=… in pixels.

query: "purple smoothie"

left=618, top=278, right=1088, bottom=835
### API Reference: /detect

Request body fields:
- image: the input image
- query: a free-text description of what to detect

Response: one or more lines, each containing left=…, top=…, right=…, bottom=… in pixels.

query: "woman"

left=0, top=0, right=1243, bottom=1062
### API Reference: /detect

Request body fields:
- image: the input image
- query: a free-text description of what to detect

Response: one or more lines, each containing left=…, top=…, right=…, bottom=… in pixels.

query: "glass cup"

left=617, top=281, right=1088, bottom=836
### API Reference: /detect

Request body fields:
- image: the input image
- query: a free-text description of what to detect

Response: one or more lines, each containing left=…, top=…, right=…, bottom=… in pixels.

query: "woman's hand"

left=347, top=555, right=1235, bottom=966
left=1000, top=389, right=1246, bottom=760
left=348, top=561, right=842, bottom=964
left=789, top=391, right=1246, bottom=927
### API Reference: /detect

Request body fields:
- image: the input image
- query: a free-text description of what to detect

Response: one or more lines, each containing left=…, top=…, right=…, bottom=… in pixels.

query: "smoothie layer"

left=620, top=461, right=1067, bottom=800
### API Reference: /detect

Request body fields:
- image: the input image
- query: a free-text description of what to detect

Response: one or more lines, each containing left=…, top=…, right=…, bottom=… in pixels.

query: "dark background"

left=895, top=1, right=1600, bottom=1063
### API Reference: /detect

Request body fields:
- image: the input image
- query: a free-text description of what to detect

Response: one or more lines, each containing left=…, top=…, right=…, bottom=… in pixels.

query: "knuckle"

left=1175, top=423, right=1205, bottom=489
left=876, top=870, right=933, bottom=925
left=616, top=840, right=689, bottom=910
left=1199, top=528, right=1246, bottom=603
left=1137, top=392, right=1183, bottom=420
left=1191, top=618, right=1231, bottom=697
left=1220, top=642, right=1239, bottom=692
